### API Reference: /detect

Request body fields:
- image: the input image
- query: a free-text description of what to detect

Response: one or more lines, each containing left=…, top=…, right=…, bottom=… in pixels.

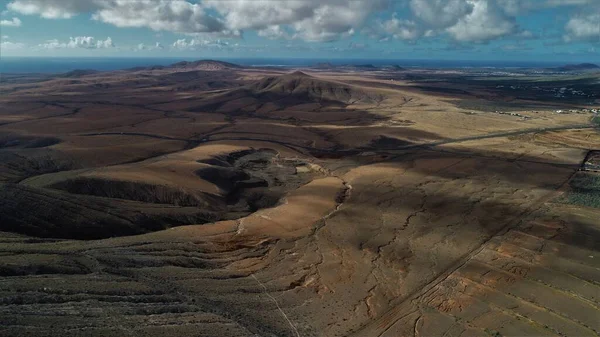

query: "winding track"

left=393, top=123, right=597, bottom=151
left=81, top=123, right=598, bottom=155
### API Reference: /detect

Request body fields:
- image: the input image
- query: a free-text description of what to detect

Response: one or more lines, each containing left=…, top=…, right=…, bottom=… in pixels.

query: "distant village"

left=486, top=107, right=599, bottom=120
left=496, top=84, right=597, bottom=99
left=492, top=111, right=532, bottom=120
left=554, top=108, right=599, bottom=114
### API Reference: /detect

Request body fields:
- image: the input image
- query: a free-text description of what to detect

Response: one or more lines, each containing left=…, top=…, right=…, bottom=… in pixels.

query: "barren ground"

left=0, top=62, right=599, bottom=336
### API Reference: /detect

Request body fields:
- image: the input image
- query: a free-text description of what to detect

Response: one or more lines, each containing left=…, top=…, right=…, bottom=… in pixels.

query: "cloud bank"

left=4, top=0, right=600, bottom=44
left=38, top=36, right=114, bottom=49
left=0, top=17, right=21, bottom=27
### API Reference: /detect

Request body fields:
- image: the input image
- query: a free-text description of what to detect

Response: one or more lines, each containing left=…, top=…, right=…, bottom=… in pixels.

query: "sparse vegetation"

left=561, top=172, right=600, bottom=208
left=484, top=328, right=503, bottom=337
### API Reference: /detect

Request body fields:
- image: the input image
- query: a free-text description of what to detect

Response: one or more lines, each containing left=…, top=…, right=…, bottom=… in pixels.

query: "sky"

left=0, top=0, right=599, bottom=61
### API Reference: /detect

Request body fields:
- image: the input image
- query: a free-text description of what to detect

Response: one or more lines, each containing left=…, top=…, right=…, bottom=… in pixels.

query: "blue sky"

left=0, top=0, right=598, bottom=61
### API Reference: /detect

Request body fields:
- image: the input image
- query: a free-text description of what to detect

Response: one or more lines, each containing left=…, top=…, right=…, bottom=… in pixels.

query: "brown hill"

left=170, top=60, right=241, bottom=71
left=248, top=71, right=381, bottom=104
left=188, top=71, right=384, bottom=114
left=185, top=71, right=384, bottom=113
left=125, top=60, right=241, bottom=73
left=158, top=70, right=242, bottom=91
left=0, top=183, right=224, bottom=239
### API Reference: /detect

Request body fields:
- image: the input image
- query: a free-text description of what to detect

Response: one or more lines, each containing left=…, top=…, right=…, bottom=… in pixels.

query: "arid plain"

left=0, top=61, right=599, bottom=337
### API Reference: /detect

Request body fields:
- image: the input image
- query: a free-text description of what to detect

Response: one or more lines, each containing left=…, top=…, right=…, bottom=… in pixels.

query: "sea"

left=0, top=57, right=592, bottom=74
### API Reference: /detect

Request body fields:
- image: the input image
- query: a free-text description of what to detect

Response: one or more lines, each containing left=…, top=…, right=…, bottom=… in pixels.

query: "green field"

left=561, top=172, right=600, bottom=208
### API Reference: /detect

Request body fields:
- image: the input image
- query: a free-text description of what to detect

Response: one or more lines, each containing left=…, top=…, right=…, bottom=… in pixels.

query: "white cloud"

left=206, top=0, right=388, bottom=42
left=94, top=36, right=113, bottom=48
left=172, top=39, right=189, bottom=50
left=290, top=3, right=362, bottom=42
left=0, top=17, right=21, bottom=27
left=424, top=30, right=436, bottom=37
left=39, top=36, right=114, bottom=49
left=379, top=0, right=520, bottom=43
left=446, top=0, right=517, bottom=42
left=516, top=30, right=536, bottom=39
left=564, top=11, right=600, bottom=42
left=0, top=41, right=25, bottom=49
left=258, top=25, right=290, bottom=40
left=171, top=38, right=231, bottom=51
left=496, top=0, right=596, bottom=14
left=206, top=0, right=314, bottom=31
left=409, top=0, right=473, bottom=28
left=7, top=0, right=99, bottom=19
left=8, top=0, right=228, bottom=34
left=92, top=0, right=226, bottom=34
left=135, top=42, right=164, bottom=51
left=3, top=0, right=598, bottom=45
left=495, top=0, right=525, bottom=15
left=380, top=16, right=421, bottom=40
left=38, top=39, right=63, bottom=49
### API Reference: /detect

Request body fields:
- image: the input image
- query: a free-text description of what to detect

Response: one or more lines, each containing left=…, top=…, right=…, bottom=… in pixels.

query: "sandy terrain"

left=0, top=61, right=598, bottom=336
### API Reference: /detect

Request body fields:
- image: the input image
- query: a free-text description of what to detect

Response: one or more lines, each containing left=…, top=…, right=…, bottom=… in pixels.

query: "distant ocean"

left=0, top=57, right=589, bottom=74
